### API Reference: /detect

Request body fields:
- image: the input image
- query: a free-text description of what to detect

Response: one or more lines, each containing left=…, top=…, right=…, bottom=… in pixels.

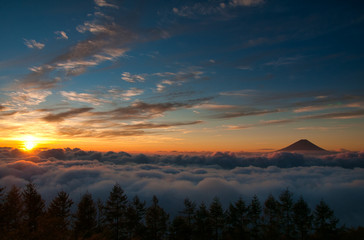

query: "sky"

left=1, top=0, right=364, bottom=227
left=0, top=0, right=364, bottom=152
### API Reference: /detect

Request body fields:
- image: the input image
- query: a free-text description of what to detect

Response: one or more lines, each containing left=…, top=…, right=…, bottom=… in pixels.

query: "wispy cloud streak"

left=24, top=39, right=45, bottom=49
left=42, top=108, right=93, bottom=122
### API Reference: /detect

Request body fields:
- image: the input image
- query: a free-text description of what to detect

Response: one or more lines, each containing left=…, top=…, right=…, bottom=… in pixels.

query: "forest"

left=0, top=182, right=363, bottom=240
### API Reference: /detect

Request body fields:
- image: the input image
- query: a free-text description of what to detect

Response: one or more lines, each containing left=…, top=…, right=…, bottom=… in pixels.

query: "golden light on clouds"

left=21, top=135, right=38, bottom=151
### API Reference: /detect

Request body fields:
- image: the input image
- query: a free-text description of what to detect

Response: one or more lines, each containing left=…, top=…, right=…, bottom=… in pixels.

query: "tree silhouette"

left=225, top=197, right=248, bottom=240
left=248, top=195, right=262, bottom=240
left=313, top=200, right=339, bottom=240
left=43, top=190, right=74, bottom=240
left=209, top=197, right=225, bottom=240
left=193, top=202, right=211, bottom=240
left=293, top=196, right=312, bottom=240
left=96, top=198, right=106, bottom=234
left=0, top=186, right=5, bottom=238
left=74, top=192, right=97, bottom=239
left=278, top=189, right=294, bottom=239
left=104, top=183, right=128, bottom=240
left=3, top=185, right=23, bottom=239
left=263, top=194, right=280, bottom=240
left=22, top=182, right=45, bottom=238
left=125, top=195, right=146, bottom=239
left=169, top=216, right=190, bottom=240
left=180, top=198, right=196, bottom=240
left=0, top=184, right=361, bottom=240
left=145, top=195, right=169, bottom=240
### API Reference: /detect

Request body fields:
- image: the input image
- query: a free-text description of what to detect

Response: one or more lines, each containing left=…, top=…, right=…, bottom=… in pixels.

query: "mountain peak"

left=279, top=139, right=326, bottom=152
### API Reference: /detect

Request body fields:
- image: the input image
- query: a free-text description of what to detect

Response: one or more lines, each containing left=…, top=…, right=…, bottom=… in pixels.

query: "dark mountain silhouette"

left=279, top=139, right=327, bottom=152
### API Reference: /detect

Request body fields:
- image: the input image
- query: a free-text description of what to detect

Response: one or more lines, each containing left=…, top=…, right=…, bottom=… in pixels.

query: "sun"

left=22, top=135, right=37, bottom=151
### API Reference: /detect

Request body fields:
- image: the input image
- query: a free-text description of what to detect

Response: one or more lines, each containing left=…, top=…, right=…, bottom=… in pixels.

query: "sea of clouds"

left=1, top=147, right=364, bottom=226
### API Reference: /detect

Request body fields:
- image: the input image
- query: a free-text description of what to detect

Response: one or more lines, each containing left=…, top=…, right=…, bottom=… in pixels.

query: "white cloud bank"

left=0, top=148, right=363, bottom=226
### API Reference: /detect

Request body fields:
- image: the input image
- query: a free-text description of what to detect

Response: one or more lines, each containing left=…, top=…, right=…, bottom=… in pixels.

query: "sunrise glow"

left=21, top=135, right=37, bottom=151
left=0, top=0, right=364, bottom=233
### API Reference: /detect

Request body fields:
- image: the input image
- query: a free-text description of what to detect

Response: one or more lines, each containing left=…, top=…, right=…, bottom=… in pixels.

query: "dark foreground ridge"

left=1, top=182, right=364, bottom=240
left=279, top=139, right=327, bottom=152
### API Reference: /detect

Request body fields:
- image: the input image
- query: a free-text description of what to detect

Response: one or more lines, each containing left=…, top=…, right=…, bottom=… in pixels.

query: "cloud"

left=227, top=119, right=295, bottom=129
left=13, top=0, right=178, bottom=91
left=304, top=109, right=364, bottom=120
left=53, top=119, right=203, bottom=139
left=15, top=6, right=137, bottom=90
left=172, top=0, right=265, bottom=18
left=0, top=148, right=364, bottom=226
left=296, top=126, right=347, bottom=131
left=230, top=0, right=265, bottom=7
left=293, top=105, right=328, bottom=113
left=120, top=88, right=144, bottom=100
left=158, top=71, right=204, bottom=83
left=226, top=109, right=364, bottom=130
left=172, top=3, right=226, bottom=18
left=57, top=127, right=145, bottom=138
left=7, top=90, right=52, bottom=106
left=76, top=22, right=117, bottom=34
left=121, top=72, right=145, bottom=83
left=55, top=31, right=68, bottom=40
left=94, top=0, right=119, bottom=9
left=60, top=91, right=110, bottom=106
left=42, top=107, right=93, bottom=122
left=123, top=120, right=203, bottom=130
left=214, top=109, right=279, bottom=119
left=92, top=98, right=210, bottom=120
left=216, top=91, right=364, bottom=123
left=53, top=45, right=127, bottom=77
left=26, top=97, right=209, bottom=138
left=194, top=103, right=238, bottom=110
left=154, top=70, right=205, bottom=92
left=220, top=89, right=257, bottom=97
left=261, top=92, right=364, bottom=111
left=156, top=84, right=166, bottom=92
left=0, top=105, right=5, bottom=112
left=264, top=56, right=303, bottom=67
left=24, top=39, right=45, bottom=50
left=107, top=88, right=144, bottom=101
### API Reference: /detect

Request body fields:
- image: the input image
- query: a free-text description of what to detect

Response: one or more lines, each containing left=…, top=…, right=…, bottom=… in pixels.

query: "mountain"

left=279, top=139, right=327, bottom=152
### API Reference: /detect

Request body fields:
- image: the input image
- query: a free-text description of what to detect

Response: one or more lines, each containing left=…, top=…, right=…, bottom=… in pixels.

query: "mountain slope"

left=279, top=139, right=326, bottom=152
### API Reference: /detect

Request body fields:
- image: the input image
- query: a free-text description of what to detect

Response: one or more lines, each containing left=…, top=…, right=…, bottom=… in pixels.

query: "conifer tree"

left=313, top=200, right=339, bottom=240
left=225, top=197, right=248, bottom=239
left=278, top=189, right=294, bottom=239
left=180, top=198, right=196, bottom=240
left=145, top=195, right=169, bottom=240
left=3, top=185, right=23, bottom=238
left=44, top=190, right=74, bottom=240
left=248, top=195, right=262, bottom=240
left=96, top=198, right=105, bottom=233
left=293, top=196, right=312, bottom=240
left=209, top=197, right=225, bottom=240
left=74, top=192, right=97, bottom=239
left=0, top=186, right=5, bottom=236
left=169, top=216, right=189, bottom=240
left=263, top=194, right=280, bottom=240
left=104, top=183, right=128, bottom=240
left=22, top=182, right=45, bottom=236
left=125, top=195, right=146, bottom=239
left=193, top=202, right=211, bottom=240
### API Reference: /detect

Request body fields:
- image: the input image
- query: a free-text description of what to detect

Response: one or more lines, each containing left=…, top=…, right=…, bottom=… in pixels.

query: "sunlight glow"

left=23, top=135, right=37, bottom=151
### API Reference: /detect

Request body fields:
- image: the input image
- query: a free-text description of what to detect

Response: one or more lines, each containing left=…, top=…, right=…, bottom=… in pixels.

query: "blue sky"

left=0, top=0, right=363, bottom=151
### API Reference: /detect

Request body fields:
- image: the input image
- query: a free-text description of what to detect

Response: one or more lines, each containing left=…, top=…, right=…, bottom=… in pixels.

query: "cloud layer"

left=1, top=148, right=363, bottom=226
